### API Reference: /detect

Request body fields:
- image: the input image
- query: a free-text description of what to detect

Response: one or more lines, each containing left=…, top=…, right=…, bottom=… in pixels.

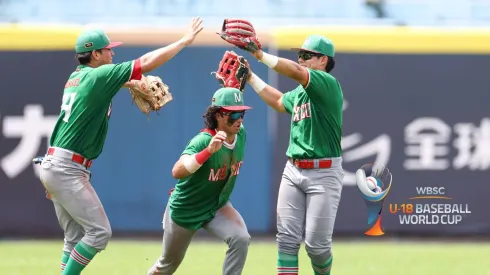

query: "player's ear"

left=321, top=55, right=328, bottom=67
left=90, top=50, right=98, bottom=61
left=92, top=49, right=102, bottom=61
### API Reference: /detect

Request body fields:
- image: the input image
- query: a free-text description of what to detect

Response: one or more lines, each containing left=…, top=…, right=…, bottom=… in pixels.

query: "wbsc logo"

left=355, top=162, right=393, bottom=236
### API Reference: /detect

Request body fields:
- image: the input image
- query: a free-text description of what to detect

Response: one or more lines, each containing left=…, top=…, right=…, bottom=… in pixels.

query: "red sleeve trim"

left=200, top=128, right=217, bottom=136
left=130, top=59, right=142, bottom=80
left=302, top=68, right=310, bottom=89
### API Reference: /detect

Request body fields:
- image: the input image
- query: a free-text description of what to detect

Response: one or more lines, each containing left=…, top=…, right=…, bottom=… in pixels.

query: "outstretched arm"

left=119, top=17, right=202, bottom=89
left=244, top=60, right=287, bottom=113
left=252, top=50, right=309, bottom=87
left=139, top=17, right=204, bottom=74
left=247, top=74, right=287, bottom=113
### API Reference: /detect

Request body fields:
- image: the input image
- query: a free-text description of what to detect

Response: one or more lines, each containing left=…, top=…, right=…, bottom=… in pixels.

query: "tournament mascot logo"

left=355, top=162, right=393, bottom=236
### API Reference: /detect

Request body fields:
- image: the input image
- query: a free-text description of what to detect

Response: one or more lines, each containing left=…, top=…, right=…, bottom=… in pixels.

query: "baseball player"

left=37, top=17, right=203, bottom=275
left=147, top=87, right=252, bottom=275
left=219, top=20, right=344, bottom=275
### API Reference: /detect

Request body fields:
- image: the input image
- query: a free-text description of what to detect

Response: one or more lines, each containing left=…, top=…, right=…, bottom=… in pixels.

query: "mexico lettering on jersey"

left=169, top=125, right=246, bottom=230
left=282, top=68, right=343, bottom=159
left=49, top=59, right=142, bottom=160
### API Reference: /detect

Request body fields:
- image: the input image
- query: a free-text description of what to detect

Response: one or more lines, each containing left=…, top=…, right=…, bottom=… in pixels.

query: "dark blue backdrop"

left=2, top=47, right=490, bottom=237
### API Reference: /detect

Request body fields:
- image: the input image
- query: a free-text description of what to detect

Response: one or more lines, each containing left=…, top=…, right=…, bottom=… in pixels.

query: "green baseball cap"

left=75, top=29, right=123, bottom=53
left=211, top=87, right=252, bottom=111
left=291, top=34, right=335, bottom=57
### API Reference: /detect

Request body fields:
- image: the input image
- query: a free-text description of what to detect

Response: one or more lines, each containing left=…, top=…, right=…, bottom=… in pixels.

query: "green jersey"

left=282, top=68, right=343, bottom=159
left=169, top=126, right=246, bottom=230
left=49, top=59, right=142, bottom=160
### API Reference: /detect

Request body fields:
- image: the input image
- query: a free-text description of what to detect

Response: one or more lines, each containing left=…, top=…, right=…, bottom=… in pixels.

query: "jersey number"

left=61, top=93, right=76, bottom=122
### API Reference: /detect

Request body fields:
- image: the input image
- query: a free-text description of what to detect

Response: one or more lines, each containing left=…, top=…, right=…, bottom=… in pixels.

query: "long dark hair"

left=202, top=106, right=221, bottom=129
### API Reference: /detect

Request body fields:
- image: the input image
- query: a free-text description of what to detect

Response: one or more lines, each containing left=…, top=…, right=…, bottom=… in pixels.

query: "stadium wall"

left=1, top=26, right=490, bottom=238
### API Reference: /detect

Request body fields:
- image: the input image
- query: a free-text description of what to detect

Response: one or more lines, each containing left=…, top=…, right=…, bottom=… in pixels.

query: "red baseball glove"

left=214, top=51, right=249, bottom=91
left=218, top=19, right=262, bottom=53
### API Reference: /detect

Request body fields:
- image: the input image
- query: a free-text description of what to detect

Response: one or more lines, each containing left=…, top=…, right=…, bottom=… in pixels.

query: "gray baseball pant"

left=148, top=202, right=250, bottom=275
left=276, top=158, right=344, bottom=264
left=39, top=155, right=112, bottom=252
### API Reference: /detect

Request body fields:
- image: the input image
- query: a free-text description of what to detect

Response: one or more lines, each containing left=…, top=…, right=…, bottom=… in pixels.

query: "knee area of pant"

left=277, top=231, right=302, bottom=252
left=92, top=226, right=113, bottom=250
left=100, top=226, right=113, bottom=241
left=305, top=244, right=332, bottom=263
left=227, top=233, right=251, bottom=249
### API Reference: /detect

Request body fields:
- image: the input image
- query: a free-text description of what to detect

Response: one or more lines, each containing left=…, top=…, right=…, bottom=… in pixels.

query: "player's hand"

left=207, top=131, right=227, bottom=154
left=182, top=17, right=204, bottom=46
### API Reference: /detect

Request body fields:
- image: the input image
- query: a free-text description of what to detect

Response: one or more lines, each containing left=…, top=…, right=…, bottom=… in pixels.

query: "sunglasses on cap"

left=298, top=50, right=324, bottom=61
left=222, top=111, right=246, bottom=120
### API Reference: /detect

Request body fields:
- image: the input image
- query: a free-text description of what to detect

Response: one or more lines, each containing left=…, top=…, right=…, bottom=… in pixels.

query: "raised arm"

left=252, top=50, right=309, bottom=87
left=140, top=17, right=203, bottom=74
left=120, top=17, right=202, bottom=89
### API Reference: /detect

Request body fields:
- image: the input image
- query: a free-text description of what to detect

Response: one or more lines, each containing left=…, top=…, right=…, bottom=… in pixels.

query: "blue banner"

left=4, top=47, right=489, bottom=237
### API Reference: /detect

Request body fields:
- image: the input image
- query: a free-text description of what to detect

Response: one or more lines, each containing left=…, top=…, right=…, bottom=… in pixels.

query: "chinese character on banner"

left=342, top=133, right=391, bottom=186
left=404, top=117, right=451, bottom=170
left=341, top=99, right=392, bottom=186
left=1, top=105, right=57, bottom=179
left=453, top=118, right=490, bottom=170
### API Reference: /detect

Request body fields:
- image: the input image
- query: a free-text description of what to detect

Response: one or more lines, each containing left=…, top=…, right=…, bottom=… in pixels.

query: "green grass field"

left=1, top=239, right=489, bottom=275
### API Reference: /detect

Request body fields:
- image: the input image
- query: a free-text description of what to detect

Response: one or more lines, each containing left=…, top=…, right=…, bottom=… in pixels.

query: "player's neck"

left=224, top=135, right=235, bottom=144
left=85, top=62, right=98, bottom=68
left=85, top=61, right=104, bottom=68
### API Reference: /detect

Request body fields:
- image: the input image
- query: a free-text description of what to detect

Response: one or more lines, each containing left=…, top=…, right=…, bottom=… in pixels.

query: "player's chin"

left=231, top=122, right=241, bottom=133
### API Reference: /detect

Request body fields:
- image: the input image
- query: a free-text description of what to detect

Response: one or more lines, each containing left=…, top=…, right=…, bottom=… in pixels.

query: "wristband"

left=248, top=73, right=267, bottom=94
left=183, top=149, right=212, bottom=173
left=259, top=52, right=279, bottom=68
left=195, top=148, right=212, bottom=164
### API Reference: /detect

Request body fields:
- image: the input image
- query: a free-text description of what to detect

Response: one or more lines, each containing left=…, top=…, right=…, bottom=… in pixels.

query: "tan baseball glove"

left=128, top=75, right=172, bottom=117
